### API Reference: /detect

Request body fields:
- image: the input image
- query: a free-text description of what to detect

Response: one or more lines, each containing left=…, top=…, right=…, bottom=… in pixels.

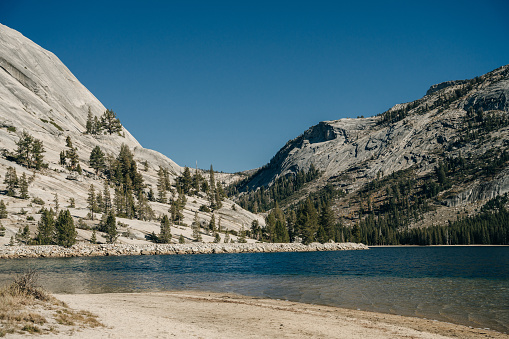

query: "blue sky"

left=1, top=1, right=508, bottom=173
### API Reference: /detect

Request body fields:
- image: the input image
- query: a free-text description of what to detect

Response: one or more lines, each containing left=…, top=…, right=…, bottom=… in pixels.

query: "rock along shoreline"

left=0, top=242, right=368, bottom=259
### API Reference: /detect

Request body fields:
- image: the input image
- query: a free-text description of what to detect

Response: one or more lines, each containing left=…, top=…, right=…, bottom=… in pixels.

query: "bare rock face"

left=462, top=79, right=509, bottom=112
left=0, top=23, right=261, bottom=244
left=241, top=64, right=509, bottom=214
left=0, top=23, right=181, bottom=174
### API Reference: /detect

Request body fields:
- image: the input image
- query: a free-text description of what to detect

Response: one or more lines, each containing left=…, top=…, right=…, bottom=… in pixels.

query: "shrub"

left=199, top=205, right=210, bottom=212
left=32, top=197, right=45, bottom=205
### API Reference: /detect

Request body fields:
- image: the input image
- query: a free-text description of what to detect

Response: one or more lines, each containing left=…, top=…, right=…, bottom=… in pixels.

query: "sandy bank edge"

left=35, top=291, right=508, bottom=339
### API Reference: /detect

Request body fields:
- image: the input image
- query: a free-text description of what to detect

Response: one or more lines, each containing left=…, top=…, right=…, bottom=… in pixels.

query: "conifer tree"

left=159, top=215, right=172, bottom=243
left=104, top=211, right=118, bottom=243
left=214, top=233, right=221, bottom=243
left=192, top=211, right=202, bottom=242
left=238, top=226, right=247, bottom=243
left=209, top=214, right=216, bottom=234
left=179, top=234, right=185, bottom=244
left=224, top=230, right=230, bottom=243
left=103, top=181, right=112, bottom=214
left=319, top=201, right=336, bottom=242
left=36, top=208, right=55, bottom=245
left=0, top=200, right=7, bottom=219
left=65, top=136, right=73, bottom=148
left=87, top=184, right=97, bottom=220
left=86, top=108, right=94, bottom=134
left=54, top=193, right=59, bottom=213
left=101, top=109, right=122, bottom=135
left=89, top=146, right=105, bottom=174
left=90, top=229, right=97, bottom=244
left=157, top=167, right=167, bottom=203
left=4, top=167, right=18, bottom=197
left=179, top=167, right=193, bottom=194
left=15, top=130, right=33, bottom=168
left=55, top=209, right=77, bottom=247
left=208, top=165, right=216, bottom=209
left=60, top=150, right=67, bottom=166
left=31, top=139, right=45, bottom=170
left=19, top=173, right=28, bottom=199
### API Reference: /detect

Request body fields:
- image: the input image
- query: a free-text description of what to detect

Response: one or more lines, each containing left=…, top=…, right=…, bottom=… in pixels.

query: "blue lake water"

left=0, top=246, right=507, bottom=333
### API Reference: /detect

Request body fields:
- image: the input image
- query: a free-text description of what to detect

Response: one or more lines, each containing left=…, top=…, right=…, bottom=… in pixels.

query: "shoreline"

left=0, top=242, right=368, bottom=259
left=38, top=291, right=507, bottom=339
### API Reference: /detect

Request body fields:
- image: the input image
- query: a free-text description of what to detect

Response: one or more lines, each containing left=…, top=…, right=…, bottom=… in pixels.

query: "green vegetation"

left=231, top=164, right=321, bottom=213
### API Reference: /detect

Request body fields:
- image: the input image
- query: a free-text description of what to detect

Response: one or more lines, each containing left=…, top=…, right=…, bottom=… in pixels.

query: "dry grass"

left=0, top=269, right=103, bottom=336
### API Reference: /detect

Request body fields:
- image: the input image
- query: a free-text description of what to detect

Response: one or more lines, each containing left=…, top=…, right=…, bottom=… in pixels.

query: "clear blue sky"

left=1, top=1, right=508, bottom=173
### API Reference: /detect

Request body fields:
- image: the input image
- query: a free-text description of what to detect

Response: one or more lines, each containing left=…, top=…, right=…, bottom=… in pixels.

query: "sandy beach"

left=8, top=291, right=504, bottom=339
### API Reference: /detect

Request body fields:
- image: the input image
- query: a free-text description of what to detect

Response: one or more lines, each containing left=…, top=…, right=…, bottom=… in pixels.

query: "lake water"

left=0, top=246, right=507, bottom=333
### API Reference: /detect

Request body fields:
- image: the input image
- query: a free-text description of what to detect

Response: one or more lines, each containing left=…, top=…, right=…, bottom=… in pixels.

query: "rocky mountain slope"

left=235, top=64, right=509, bottom=230
left=0, top=23, right=263, bottom=245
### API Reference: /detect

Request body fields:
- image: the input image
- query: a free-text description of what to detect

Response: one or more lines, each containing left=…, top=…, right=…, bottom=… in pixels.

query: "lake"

left=0, top=246, right=507, bottom=333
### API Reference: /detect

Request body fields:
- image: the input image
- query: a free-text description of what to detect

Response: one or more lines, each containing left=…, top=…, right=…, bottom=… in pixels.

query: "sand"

left=10, top=291, right=504, bottom=339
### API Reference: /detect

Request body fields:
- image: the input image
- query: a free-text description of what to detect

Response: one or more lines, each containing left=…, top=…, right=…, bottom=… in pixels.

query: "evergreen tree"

left=319, top=201, right=336, bottom=242
left=15, top=131, right=45, bottom=169
left=224, top=230, right=230, bottom=243
left=4, top=167, right=18, bottom=197
left=31, top=139, right=45, bottom=170
left=0, top=200, right=7, bottom=219
left=238, top=226, right=247, bottom=243
left=15, top=130, right=33, bottom=167
left=89, top=146, right=105, bottom=174
left=104, top=212, right=118, bottom=243
left=103, top=181, right=112, bottom=214
left=179, top=167, right=193, bottom=194
left=86, top=108, right=94, bottom=134
left=208, top=214, right=216, bottom=234
left=192, top=211, right=202, bottom=242
left=214, top=233, right=221, bottom=243
left=55, top=209, right=77, bottom=247
left=101, top=109, right=122, bottom=134
left=36, top=208, right=55, bottom=245
left=296, top=198, right=319, bottom=244
left=87, top=184, right=97, bottom=220
left=90, top=229, right=97, bottom=244
left=54, top=193, right=59, bottom=213
left=65, top=136, right=73, bottom=148
left=179, top=234, right=185, bottom=244
left=157, top=167, right=167, bottom=203
left=66, top=147, right=79, bottom=171
left=209, top=165, right=216, bottom=209
left=159, top=215, right=172, bottom=243
left=60, top=150, right=67, bottom=166
left=19, top=173, right=28, bottom=199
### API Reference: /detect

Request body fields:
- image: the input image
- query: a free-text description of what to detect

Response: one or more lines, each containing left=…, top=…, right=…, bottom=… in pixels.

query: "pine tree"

left=103, top=181, right=112, bottom=214
left=53, top=193, right=60, bottom=213
left=19, top=173, right=28, bottom=199
left=179, top=234, right=185, bottom=244
left=60, top=150, right=67, bottom=166
left=214, top=233, right=221, bottom=243
left=86, top=108, right=94, bottom=134
left=87, top=184, right=97, bottom=220
left=55, top=209, right=76, bottom=247
left=208, top=214, right=216, bottom=234
left=4, top=167, right=18, bottom=197
left=15, top=130, right=33, bottom=167
left=31, top=139, right=45, bottom=170
left=209, top=165, right=216, bottom=209
left=157, top=167, right=167, bottom=203
left=224, top=230, right=230, bottom=243
left=192, top=211, right=202, bottom=242
left=238, top=226, right=247, bottom=243
left=36, top=208, right=55, bottom=245
left=104, top=212, right=118, bottom=244
left=101, top=109, right=122, bottom=134
left=65, top=136, right=73, bottom=148
left=179, top=167, right=193, bottom=194
left=159, top=215, right=172, bottom=243
left=89, top=146, right=105, bottom=174
left=90, top=229, right=97, bottom=244
left=0, top=200, right=7, bottom=219
left=319, top=201, right=336, bottom=242
left=66, top=147, right=79, bottom=171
